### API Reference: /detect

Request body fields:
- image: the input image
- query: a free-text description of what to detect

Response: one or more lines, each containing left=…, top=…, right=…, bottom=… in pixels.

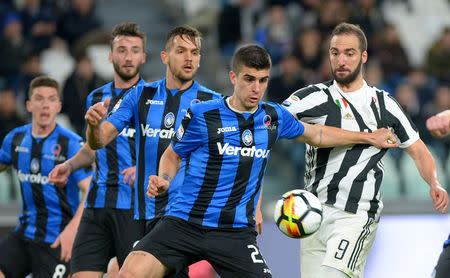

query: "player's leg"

left=30, top=240, right=70, bottom=278
left=205, top=228, right=272, bottom=278
left=0, top=232, right=31, bottom=278
left=71, top=208, right=114, bottom=277
left=434, top=241, right=450, bottom=278
left=300, top=222, right=327, bottom=278
left=188, top=260, right=216, bottom=278
left=120, top=217, right=200, bottom=278
left=321, top=206, right=378, bottom=278
left=106, top=258, right=120, bottom=278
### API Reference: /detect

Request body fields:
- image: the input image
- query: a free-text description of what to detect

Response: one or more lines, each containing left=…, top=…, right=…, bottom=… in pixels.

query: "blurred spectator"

left=391, top=82, right=421, bottom=194
left=217, top=0, right=261, bottom=61
left=403, top=68, right=439, bottom=106
left=10, top=53, right=42, bottom=119
left=19, top=0, right=57, bottom=53
left=62, top=53, right=105, bottom=136
left=372, top=24, right=411, bottom=85
left=291, top=27, right=322, bottom=83
left=57, top=0, right=101, bottom=47
left=425, top=27, right=450, bottom=83
left=254, top=4, right=292, bottom=65
left=266, top=54, right=305, bottom=103
left=0, top=89, right=26, bottom=142
left=316, top=0, right=351, bottom=37
left=0, top=11, right=32, bottom=84
left=349, top=0, right=385, bottom=46
left=364, top=59, right=391, bottom=93
left=40, top=37, right=75, bottom=85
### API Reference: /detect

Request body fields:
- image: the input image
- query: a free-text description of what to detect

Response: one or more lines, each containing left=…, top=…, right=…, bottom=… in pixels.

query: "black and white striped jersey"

left=282, top=80, right=420, bottom=219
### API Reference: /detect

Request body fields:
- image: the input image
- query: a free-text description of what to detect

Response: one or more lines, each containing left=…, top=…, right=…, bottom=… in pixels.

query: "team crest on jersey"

left=190, top=99, right=200, bottom=106
left=242, top=130, right=253, bottom=146
left=176, top=125, right=184, bottom=140
left=30, top=158, right=40, bottom=173
left=290, top=95, right=300, bottom=102
left=263, top=115, right=272, bottom=126
left=164, top=112, right=175, bottom=128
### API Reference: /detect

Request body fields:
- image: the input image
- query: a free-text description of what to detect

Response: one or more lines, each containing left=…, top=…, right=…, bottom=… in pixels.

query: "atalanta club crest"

left=242, top=129, right=253, bottom=146
left=30, top=158, right=40, bottom=173
left=164, top=112, right=175, bottom=128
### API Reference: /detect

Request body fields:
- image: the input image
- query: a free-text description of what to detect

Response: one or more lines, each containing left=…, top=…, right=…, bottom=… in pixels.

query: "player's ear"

left=108, top=52, right=112, bottom=63
left=362, top=50, right=368, bottom=64
left=161, top=51, right=168, bottom=65
left=229, top=71, right=236, bottom=85
left=26, top=100, right=31, bottom=112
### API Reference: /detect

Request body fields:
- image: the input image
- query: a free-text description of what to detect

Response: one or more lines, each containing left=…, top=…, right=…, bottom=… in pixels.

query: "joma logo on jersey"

left=217, top=126, right=237, bottom=134
left=15, top=146, right=29, bottom=153
left=17, top=170, right=49, bottom=184
left=217, top=142, right=270, bottom=158
left=119, top=127, right=136, bottom=138
left=140, top=124, right=175, bottom=139
left=145, top=99, right=164, bottom=105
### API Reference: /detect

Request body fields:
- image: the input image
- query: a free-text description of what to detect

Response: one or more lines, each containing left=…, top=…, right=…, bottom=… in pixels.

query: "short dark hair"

left=165, top=25, right=202, bottom=50
left=231, top=44, right=272, bottom=74
left=110, top=22, right=146, bottom=50
left=28, top=76, right=60, bottom=98
left=331, top=23, right=368, bottom=52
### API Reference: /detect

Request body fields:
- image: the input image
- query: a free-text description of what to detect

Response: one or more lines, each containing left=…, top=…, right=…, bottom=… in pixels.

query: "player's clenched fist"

left=147, top=175, right=170, bottom=198
left=85, top=97, right=110, bottom=127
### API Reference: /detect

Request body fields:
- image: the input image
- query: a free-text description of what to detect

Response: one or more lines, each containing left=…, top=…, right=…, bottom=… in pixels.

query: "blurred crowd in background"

left=0, top=0, right=448, bottom=203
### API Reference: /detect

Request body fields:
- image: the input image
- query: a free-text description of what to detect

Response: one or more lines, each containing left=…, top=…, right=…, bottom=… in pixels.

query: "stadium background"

left=0, top=0, right=448, bottom=277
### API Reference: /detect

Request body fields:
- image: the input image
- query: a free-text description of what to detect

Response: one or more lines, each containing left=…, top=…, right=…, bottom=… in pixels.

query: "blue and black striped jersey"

left=107, top=79, right=222, bottom=220
left=85, top=79, right=146, bottom=209
left=169, top=97, right=305, bottom=228
left=0, top=124, right=93, bottom=244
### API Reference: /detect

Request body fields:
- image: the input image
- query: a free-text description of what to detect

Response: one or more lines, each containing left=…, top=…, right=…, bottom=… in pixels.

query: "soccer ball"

left=274, top=189, right=323, bottom=238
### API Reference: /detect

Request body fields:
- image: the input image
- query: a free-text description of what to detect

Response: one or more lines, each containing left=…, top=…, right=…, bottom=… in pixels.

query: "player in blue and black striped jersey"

left=119, top=45, right=398, bottom=277
left=0, top=76, right=93, bottom=278
left=48, top=23, right=147, bottom=276
left=85, top=26, right=222, bottom=276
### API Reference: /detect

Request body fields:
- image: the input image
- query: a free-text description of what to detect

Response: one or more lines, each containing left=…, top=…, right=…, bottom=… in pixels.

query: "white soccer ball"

left=274, top=189, right=323, bottom=238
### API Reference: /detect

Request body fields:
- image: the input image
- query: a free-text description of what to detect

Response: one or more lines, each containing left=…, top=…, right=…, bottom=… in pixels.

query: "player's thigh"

left=0, top=232, right=31, bottom=278
left=323, top=209, right=378, bottom=278
left=134, top=217, right=202, bottom=276
left=434, top=245, right=450, bottom=278
left=205, top=229, right=272, bottom=278
left=30, top=241, right=70, bottom=278
left=300, top=226, right=327, bottom=278
left=109, top=209, right=147, bottom=267
left=71, top=208, right=114, bottom=274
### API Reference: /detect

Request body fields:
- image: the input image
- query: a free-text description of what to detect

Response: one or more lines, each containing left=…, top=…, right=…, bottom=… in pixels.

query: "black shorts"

left=134, top=216, right=272, bottom=278
left=434, top=242, right=450, bottom=278
left=0, top=231, right=70, bottom=278
left=70, top=208, right=147, bottom=274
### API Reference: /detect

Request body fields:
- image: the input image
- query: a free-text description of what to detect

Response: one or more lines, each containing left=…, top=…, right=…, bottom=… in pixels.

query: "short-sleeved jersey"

left=0, top=124, right=93, bottom=244
left=282, top=80, right=420, bottom=219
left=169, top=97, right=305, bottom=228
left=85, top=79, right=145, bottom=210
left=107, top=79, right=222, bottom=220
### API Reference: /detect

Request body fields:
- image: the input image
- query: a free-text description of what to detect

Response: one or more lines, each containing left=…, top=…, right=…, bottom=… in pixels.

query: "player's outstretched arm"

left=85, top=98, right=119, bottom=149
left=51, top=175, right=91, bottom=261
left=147, top=144, right=182, bottom=198
left=296, top=122, right=398, bottom=149
left=405, top=139, right=448, bottom=213
left=49, top=143, right=96, bottom=187
left=426, top=110, right=450, bottom=138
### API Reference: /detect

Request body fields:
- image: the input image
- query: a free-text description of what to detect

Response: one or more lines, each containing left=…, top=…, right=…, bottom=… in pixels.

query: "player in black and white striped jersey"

left=282, top=23, right=448, bottom=278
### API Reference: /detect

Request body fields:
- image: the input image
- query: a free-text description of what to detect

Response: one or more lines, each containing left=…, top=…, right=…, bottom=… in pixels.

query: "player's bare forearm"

left=68, top=144, right=96, bottom=171
left=406, top=139, right=448, bottom=213
left=158, top=144, right=182, bottom=182
left=297, top=123, right=397, bottom=149
left=86, top=121, right=119, bottom=150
